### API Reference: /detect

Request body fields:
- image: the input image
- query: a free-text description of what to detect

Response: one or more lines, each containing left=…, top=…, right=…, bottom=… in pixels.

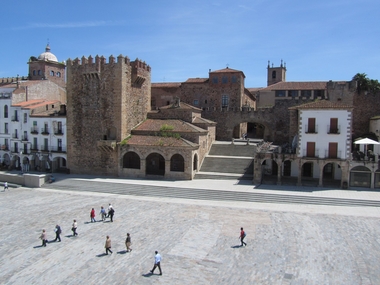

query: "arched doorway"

left=350, top=166, right=371, bottom=188
left=261, top=159, right=278, bottom=184
left=301, top=161, right=318, bottom=186
left=322, top=162, right=342, bottom=187
left=146, top=153, right=165, bottom=176
left=170, top=154, right=184, bottom=172
left=232, top=122, right=266, bottom=139
left=123, top=152, right=141, bottom=169
left=52, top=157, right=67, bottom=172
left=1, top=153, right=10, bottom=170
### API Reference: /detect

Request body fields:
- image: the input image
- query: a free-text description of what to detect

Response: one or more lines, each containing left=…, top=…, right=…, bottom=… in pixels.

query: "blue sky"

left=1, top=0, right=379, bottom=87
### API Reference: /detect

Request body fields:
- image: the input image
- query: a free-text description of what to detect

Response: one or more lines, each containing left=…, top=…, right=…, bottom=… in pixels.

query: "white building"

left=0, top=95, right=67, bottom=172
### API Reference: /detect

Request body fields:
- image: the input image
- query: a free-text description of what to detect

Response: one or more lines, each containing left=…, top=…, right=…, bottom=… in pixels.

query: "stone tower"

left=28, top=44, right=66, bottom=88
left=267, top=60, right=286, bottom=86
left=66, top=54, right=151, bottom=175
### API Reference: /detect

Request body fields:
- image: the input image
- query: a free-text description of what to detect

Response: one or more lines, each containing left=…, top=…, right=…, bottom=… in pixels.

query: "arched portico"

left=146, top=153, right=165, bottom=176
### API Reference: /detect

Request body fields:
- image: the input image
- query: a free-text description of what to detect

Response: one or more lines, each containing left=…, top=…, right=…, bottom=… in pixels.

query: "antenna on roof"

left=226, top=63, right=229, bottom=68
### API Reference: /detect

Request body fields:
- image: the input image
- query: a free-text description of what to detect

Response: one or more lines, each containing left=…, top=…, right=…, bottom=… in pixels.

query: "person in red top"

left=90, top=208, right=96, bottom=223
left=240, top=227, right=247, bottom=246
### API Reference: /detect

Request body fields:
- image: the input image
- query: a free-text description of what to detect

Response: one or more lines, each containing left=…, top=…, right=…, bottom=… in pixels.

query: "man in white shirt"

left=3, top=182, right=8, bottom=191
left=150, top=251, right=162, bottom=275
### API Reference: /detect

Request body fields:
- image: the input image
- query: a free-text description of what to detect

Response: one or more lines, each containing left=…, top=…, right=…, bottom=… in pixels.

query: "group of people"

left=39, top=220, right=77, bottom=246
left=91, top=204, right=115, bottom=222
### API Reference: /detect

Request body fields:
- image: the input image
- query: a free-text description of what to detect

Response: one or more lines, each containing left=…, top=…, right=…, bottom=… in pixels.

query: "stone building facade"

left=66, top=55, right=151, bottom=175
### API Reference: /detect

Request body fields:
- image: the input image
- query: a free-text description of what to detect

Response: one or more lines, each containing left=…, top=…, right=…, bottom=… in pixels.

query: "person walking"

left=239, top=227, right=247, bottom=246
left=99, top=206, right=106, bottom=221
left=90, top=208, right=96, bottom=223
left=150, top=251, right=162, bottom=275
left=105, top=235, right=113, bottom=255
left=40, top=229, right=48, bottom=247
left=108, top=207, right=115, bottom=222
left=72, top=219, right=78, bottom=236
left=125, top=233, right=132, bottom=252
left=53, top=225, right=62, bottom=242
left=3, top=181, right=8, bottom=191
left=107, top=203, right=113, bottom=218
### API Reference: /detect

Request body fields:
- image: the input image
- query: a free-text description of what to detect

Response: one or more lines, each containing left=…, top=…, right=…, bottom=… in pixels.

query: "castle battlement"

left=0, top=76, right=28, bottom=85
left=67, top=55, right=151, bottom=72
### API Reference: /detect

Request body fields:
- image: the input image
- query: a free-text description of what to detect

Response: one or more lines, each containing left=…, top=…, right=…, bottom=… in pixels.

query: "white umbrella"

left=354, top=138, right=380, bottom=145
left=354, top=138, right=380, bottom=160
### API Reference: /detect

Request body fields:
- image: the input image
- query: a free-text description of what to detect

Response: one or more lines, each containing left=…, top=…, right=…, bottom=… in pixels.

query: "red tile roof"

left=11, top=99, right=46, bottom=107
left=159, top=101, right=201, bottom=111
left=289, top=100, right=353, bottom=110
left=258, top=81, right=328, bottom=91
left=210, top=67, right=246, bottom=78
left=125, top=135, right=198, bottom=148
left=134, top=119, right=207, bottom=133
left=151, top=82, right=181, bottom=88
left=184, top=78, right=208, bottom=83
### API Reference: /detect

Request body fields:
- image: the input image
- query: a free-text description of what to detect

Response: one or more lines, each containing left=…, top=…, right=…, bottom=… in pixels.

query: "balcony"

left=51, top=145, right=67, bottom=153
left=327, top=125, right=340, bottom=134
left=324, top=150, right=342, bottom=159
left=30, top=145, right=39, bottom=151
left=54, top=129, right=64, bottom=136
left=303, top=149, right=319, bottom=158
left=12, top=133, right=18, bottom=139
left=305, top=124, right=318, bottom=134
left=11, top=116, right=19, bottom=122
left=11, top=147, right=19, bottom=153
left=21, top=135, right=28, bottom=141
left=41, top=128, right=50, bottom=135
left=40, top=145, right=49, bottom=152
left=31, top=127, right=39, bottom=134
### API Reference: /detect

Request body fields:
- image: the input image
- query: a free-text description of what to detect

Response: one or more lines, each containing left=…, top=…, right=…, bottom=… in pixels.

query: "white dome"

left=38, top=44, right=58, bottom=62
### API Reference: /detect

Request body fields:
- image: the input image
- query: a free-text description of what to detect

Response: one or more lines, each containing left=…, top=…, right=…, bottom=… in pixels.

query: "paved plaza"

left=1, top=176, right=380, bottom=284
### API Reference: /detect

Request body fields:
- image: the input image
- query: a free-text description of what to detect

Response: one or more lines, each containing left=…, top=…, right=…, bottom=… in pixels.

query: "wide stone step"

left=208, top=144, right=256, bottom=157
left=200, top=157, right=253, bottom=174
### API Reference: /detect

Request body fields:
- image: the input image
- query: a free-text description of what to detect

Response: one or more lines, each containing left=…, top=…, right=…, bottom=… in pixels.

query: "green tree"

left=352, top=73, right=369, bottom=94
left=353, top=73, right=380, bottom=94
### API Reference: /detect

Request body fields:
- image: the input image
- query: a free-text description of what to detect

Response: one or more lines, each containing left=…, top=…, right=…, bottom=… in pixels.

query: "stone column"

left=277, top=159, right=282, bottom=185
left=318, top=161, right=323, bottom=187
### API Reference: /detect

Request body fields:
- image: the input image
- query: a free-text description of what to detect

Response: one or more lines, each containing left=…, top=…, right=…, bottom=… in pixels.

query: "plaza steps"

left=195, top=141, right=256, bottom=180
left=41, top=179, right=380, bottom=207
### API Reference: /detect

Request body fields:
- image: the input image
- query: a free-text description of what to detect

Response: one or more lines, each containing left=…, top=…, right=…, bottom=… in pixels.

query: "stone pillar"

left=318, top=162, right=323, bottom=187
left=371, top=169, right=375, bottom=189
left=165, top=160, right=170, bottom=178
left=277, top=159, right=282, bottom=185
left=297, top=159, right=302, bottom=186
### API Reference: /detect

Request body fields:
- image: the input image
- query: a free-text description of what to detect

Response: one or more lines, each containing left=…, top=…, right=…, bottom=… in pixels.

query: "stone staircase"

left=194, top=141, right=256, bottom=180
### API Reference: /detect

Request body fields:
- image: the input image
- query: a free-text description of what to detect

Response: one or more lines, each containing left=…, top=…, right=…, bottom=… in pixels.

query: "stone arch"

left=170, top=154, right=184, bottom=172
left=1, top=153, right=10, bottom=170
left=261, top=159, right=278, bottom=184
left=232, top=121, right=267, bottom=139
left=301, top=161, right=319, bottom=186
left=123, top=152, right=141, bottom=169
left=146, top=153, right=165, bottom=176
left=350, top=165, right=371, bottom=188
left=322, top=162, right=342, bottom=187
left=282, top=159, right=292, bottom=176
left=52, top=156, right=67, bottom=172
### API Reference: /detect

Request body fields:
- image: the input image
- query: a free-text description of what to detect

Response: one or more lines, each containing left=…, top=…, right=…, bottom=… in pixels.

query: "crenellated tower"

left=66, top=54, right=151, bottom=175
